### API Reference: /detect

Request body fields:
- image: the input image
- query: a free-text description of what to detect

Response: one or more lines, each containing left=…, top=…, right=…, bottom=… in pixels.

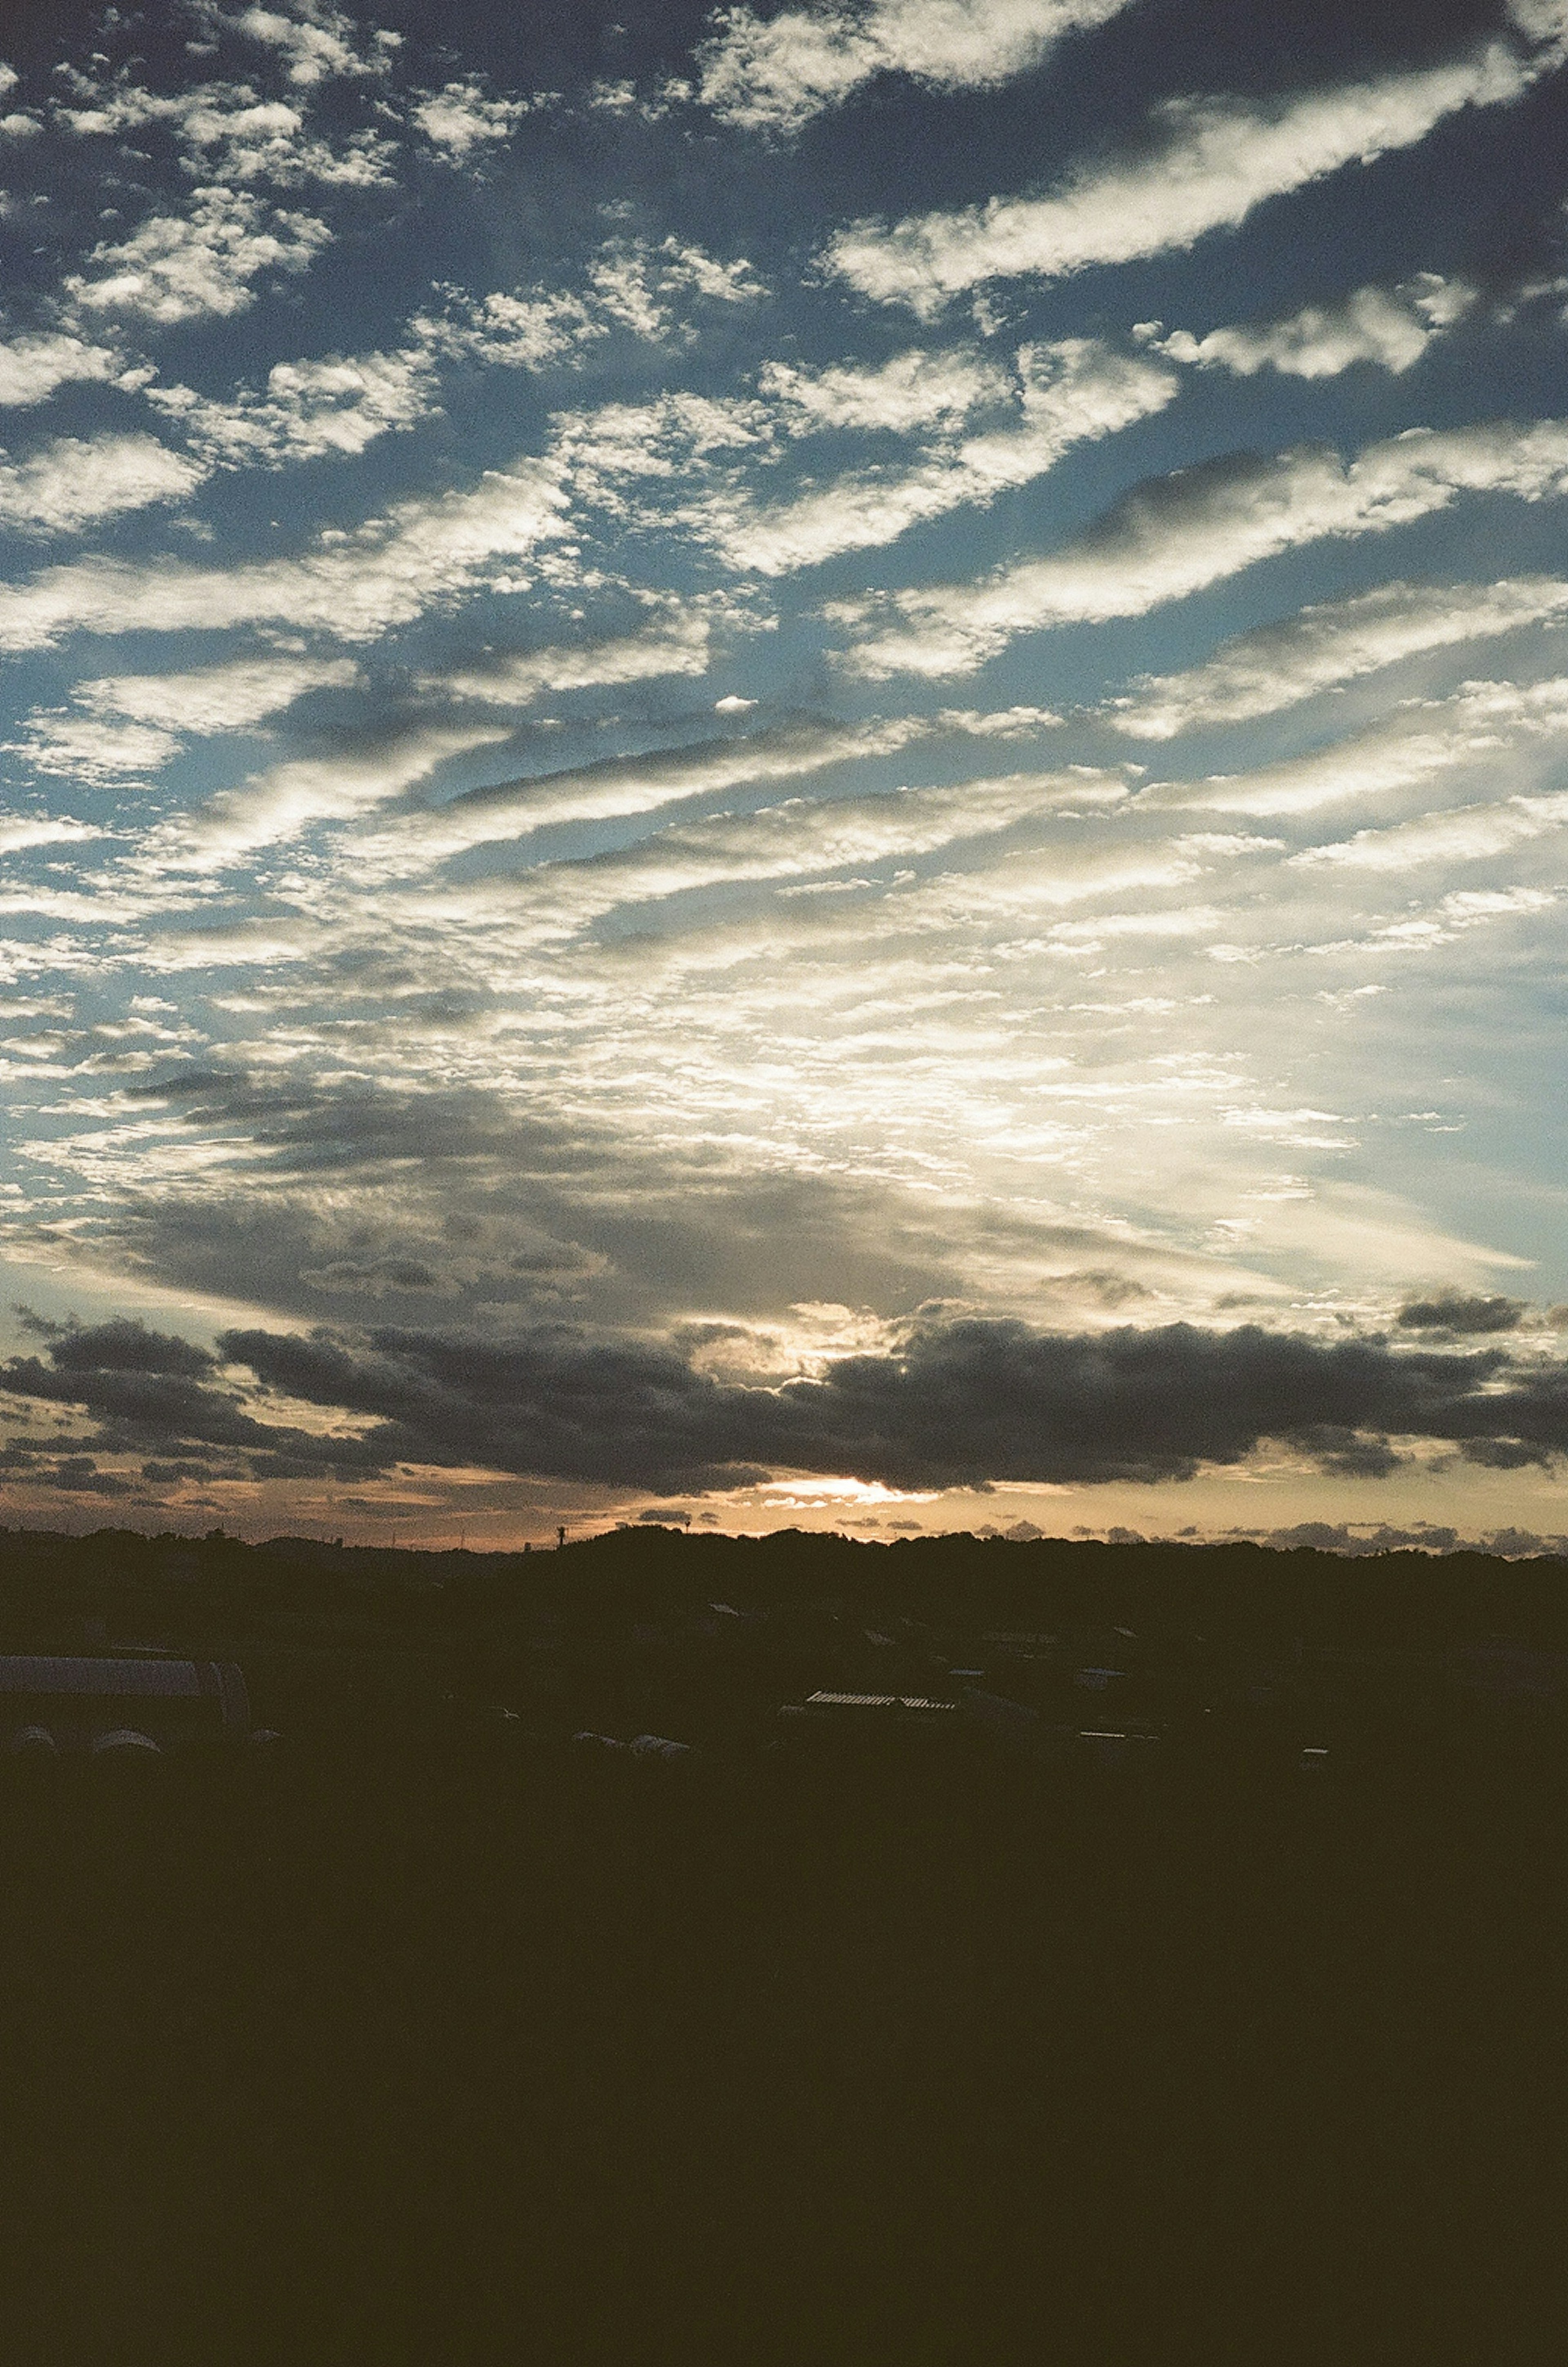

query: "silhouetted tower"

left=557, top=1525, right=567, bottom=1549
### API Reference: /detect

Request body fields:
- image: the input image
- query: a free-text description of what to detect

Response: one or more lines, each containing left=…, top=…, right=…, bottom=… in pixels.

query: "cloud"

left=412, top=77, right=533, bottom=159
left=72, top=652, right=359, bottom=735
left=825, top=30, right=1557, bottom=314
left=55, top=66, right=392, bottom=188
left=1288, top=784, right=1568, bottom=872
left=147, top=721, right=511, bottom=869
left=359, top=714, right=943, bottom=871
left=1397, top=1292, right=1528, bottom=1332
left=0, top=432, right=204, bottom=535
left=424, top=612, right=715, bottom=705
left=0, top=815, right=101, bottom=854
left=586, top=236, right=767, bottom=338
left=65, top=187, right=332, bottom=327
left=193, top=1313, right=1568, bottom=1489
left=758, top=344, right=1009, bottom=433
left=701, top=338, right=1176, bottom=573
left=418, top=762, right=1130, bottom=946
left=361, top=709, right=1075, bottom=874
left=4, top=715, right=185, bottom=783
left=1108, top=576, right=1568, bottom=738
left=697, top=0, right=1134, bottom=135
left=7, top=652, right=359, bottom=782
left=420, top=285, right=605, bottom=371
left=0, top=456, right=568, bottom=651
left=1144, top=273, right=1478, bottom=381
left=0, top=332, right=125, bottom=410
left=1141, top=673, right=1568, bottom=823
left=227, top=2, right=396, bottom=86
left=0, top=1315, right=388, bottom=1475
left=147, top=345, right=441, bottom=466
left=834, top=416, right=1568, bottom=676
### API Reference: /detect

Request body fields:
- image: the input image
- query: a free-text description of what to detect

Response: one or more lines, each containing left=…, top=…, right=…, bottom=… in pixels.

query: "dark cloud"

left=207, top=1314, right=1568, bottom=1492
left=1258, top=1522, right=1463, bottom=1556
left=44, top=1317, right=218, bottom=1379
left=14, top=1303, right=1568, bottom=1502
left=1396, top=1293, right=1528, bottom=1334
left=0, top=1319, right=394, bottom=1479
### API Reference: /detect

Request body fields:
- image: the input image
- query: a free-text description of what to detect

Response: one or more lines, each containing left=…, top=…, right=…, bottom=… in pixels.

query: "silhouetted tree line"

left=0, top=1519, right=1565, bottom=1650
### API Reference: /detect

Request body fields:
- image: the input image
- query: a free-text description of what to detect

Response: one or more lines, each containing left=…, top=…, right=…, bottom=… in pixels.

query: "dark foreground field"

left=0, top=1732, right=1560, bottom=2367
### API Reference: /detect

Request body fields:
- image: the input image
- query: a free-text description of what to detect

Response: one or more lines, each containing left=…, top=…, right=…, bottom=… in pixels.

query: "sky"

left=4, top=0, right=1568, bottom=1551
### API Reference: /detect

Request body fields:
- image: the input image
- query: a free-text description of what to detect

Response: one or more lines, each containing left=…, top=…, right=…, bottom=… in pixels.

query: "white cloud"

left=421, top=285, right=605, bottom=371
left=1291, top=787, right=1568, bottom=874
left=75, top=652, right=359, bottom=733
left=0, top=432, right=204, bottom=534
left=586, top=237, right=767, bottom=342
left=1150, top=674, right=1568, bottom=820
left=55, top=68, right=393, bottom=186
left=229, top=2, right=390, bottom=85
left=0, top=66, right=18, bottom=100
left=697, top=0, right=1134, bottom=135
left=759, top=345, right=1010, bottom=433
left=0, top=814, right=99, bottom=854
left=9, top=653, right=359, bottom=786
left=427, top=761, right=1130, bottom=943
left=363, top=715, right=937, bottom=873
left=0, top=458, right=568, bottom=651
left=145, top=722, right=511, bottom=871
left=421, top=239, right=764, bottom=379
left=148, top=345, right=440, bottom=466
left=0, top=332, right=125, bottom=409
left=1146, top=273, right=1477, bottom=381
left=66, top=187, right=332, bottom=326
left=425, top=613, right=715, bottom=705
left=1110, top=576, right=1568, bottom=738
left=825, top=33, right=1556, bottom=314
left=5, top=715, right=185, bottom=783
left=702, top=338, right=1176, bottom=572
left=412, top=77, right=533, bottom=158
left=835, top=416, right=1568, bottom=676
left=549, top=390, right=774, bottom=517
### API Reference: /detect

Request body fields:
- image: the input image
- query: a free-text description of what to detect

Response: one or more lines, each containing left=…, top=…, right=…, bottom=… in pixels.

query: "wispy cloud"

left=0, top=332, right=126, bottom=410
left=834, top=417, right=1568, bottom=676
left=411, top=76, right=536, bottom=161
left=759, top=345, right=1009, bottom=433
left=497, top=761, right=1124, bottom=938
left=0, top=458, right=568, bottom=650
left=1142, top=273, right=1477, bottom=381
left=7, top=652, right=359, bottom=784
left=423, top=611, right=716, bottom=705
left=65, top=187, right=333, bottom=326
left=147, top=345, right=441, bottom=467
left=1109, top=577, right=1568, bottom=738
left=357, top=715, right=941, bottom=872
left=825, top=27, right=1561, bottom=313
left=699, top=339, right=1176, bottom=572
left=697, top=0, right=1134, bottom=135
left=0, top=431, right=204, bottom=535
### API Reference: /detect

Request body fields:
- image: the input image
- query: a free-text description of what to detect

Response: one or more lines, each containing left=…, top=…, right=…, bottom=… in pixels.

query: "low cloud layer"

left=10, top=1313, right=1568, bottom=1497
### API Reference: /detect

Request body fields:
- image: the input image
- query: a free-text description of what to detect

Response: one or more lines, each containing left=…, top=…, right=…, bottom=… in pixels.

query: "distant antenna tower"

left=557, top=1524, right=567, bottom=1549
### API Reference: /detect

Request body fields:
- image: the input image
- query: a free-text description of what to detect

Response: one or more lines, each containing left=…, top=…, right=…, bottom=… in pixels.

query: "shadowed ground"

left=0, top=1732, right=1559, bottom=2367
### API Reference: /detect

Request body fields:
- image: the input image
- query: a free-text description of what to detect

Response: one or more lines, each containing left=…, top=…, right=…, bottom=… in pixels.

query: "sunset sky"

left=4, top=0, right=1568, bottom=1549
